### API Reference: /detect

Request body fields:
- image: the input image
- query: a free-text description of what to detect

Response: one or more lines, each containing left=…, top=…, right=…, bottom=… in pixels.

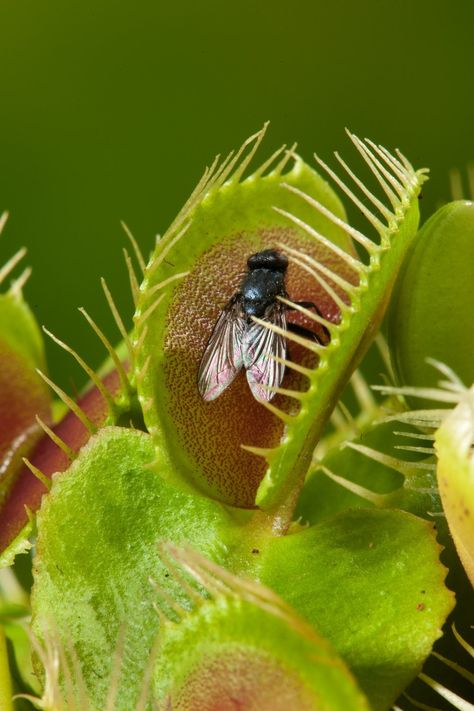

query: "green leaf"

left=31, top=426, right=235, bottom=710
left=388, top=200, right=474, bottom=404
left=0, top=627, right=13, bottom=711
left=153, top=545, right=370, bottom=711
left=134, top=128, right=427, bottom=523
left=259, top=508, right=454, bottom=711
left=435, top=386, right=474, bottom=585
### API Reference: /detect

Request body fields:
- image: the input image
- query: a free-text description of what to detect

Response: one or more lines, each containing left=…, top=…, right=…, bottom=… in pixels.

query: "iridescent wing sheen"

left=243, top=302, right=287, bottom=402
left=198, top=295, right=246, bottom=401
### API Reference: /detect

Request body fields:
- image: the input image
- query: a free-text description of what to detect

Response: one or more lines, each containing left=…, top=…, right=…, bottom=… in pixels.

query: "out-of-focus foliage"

left=1, top=0, right=473, bottom=386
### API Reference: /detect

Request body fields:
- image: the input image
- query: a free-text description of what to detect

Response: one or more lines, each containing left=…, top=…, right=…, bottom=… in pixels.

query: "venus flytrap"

left=0, top=130, right=471, bottom=711
left=133, top=126, right=427, bottom=528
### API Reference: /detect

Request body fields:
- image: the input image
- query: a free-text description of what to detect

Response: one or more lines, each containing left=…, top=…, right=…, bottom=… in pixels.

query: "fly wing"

left=198, top=295, right=246, bottom=401
left=243, top=302, right=287, bottom=402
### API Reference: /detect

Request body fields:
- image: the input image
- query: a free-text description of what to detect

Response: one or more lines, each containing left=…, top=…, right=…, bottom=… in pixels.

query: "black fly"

left=198, top=249, right=329, bottom=402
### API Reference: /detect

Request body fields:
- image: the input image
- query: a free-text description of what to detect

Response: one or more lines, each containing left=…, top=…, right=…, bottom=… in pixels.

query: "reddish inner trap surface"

left=164, top=228, right=356, bottom=508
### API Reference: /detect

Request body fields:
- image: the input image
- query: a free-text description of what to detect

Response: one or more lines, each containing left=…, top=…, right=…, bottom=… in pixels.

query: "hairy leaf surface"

left=259, top=509, right=454, bottom=711
left=31, top=427, right=234, bottom=710
left=153, top=547, right=369, bottom=711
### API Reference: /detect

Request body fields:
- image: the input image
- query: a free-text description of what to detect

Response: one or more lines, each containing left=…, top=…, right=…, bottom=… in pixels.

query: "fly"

left=198, top=248, right=330, bottom=402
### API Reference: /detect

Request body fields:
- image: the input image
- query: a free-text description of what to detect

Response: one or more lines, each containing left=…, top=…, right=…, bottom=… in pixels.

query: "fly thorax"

left=241, top=268, right=285, bottom=317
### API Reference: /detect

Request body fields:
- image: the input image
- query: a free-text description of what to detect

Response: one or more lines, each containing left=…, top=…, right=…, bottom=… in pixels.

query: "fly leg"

left=287, top=300, right=331, bottom=345
left=287, top=321, right=328, bottom=346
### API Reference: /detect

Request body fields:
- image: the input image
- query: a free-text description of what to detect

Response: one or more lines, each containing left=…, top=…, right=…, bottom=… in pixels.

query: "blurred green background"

left=1, top=0, right=473, bottom=389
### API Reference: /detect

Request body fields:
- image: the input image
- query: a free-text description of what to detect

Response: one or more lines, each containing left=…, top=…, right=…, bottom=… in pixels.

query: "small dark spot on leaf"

left=421, top=590, right=426, bottom=594
left=418, top=193, right=423, bottom=200
left=464, top=507, right=470, bottom=516
left=252, top=548, right=260, bottom=555
left=164, top=572, right=169, bottom=578
left=417, top=602, right=425, bottom=611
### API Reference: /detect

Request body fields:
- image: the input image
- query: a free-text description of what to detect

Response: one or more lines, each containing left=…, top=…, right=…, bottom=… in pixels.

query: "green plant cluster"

left=0, top=128, right=473, bottom=711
